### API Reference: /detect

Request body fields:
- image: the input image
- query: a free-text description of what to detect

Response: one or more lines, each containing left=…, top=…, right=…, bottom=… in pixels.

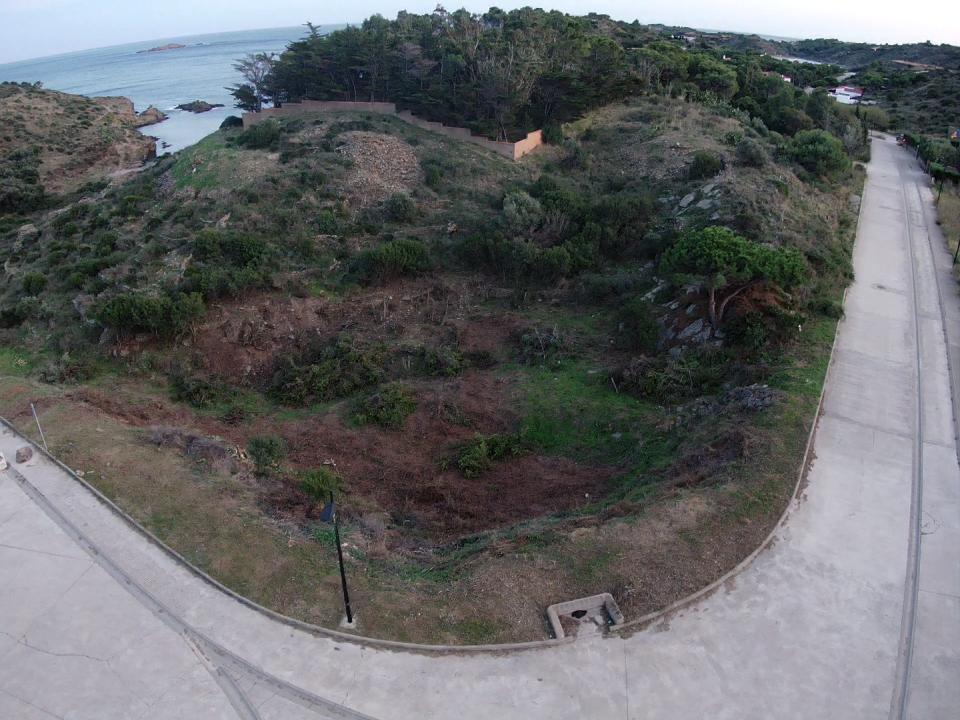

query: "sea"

left=0, top=26, right=341, bottom=155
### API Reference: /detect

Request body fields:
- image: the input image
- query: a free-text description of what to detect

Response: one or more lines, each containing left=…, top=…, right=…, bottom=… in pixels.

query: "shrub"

left=688, top=151, right=722, bottom=180
left=542, top=124, right=563, bottom=145
left=735, top=138, right=767, bottom=167
left=219, top=116, right=244, bottom=129
left=384, top=192, right=418, bottom=223
left=248, top=435, right=285, bottom=473
left=351, top=383, right=416, bottom=428
left=184, top=230, right=270, bottom=299
left=423, top=163, right=443, bottom=190
left=620, top=349, right=734, bottom=403
left=299, top=467, right=342, bottom=502
left=0, top=148, right=44, bottom=213
left=169, top=372, right=229, bottom=408
left=270, top=338, right=386, bottom=405
left=619, top=297, right=659, bottom=353
left=503, top=190, right=543, bottom=233
left=784, top=130, right=850, bottom=178
left=457, top=432, right=529, bottom=478
left=236, top=120, right=281, bottom=150
left=117, top=195, right=144, bottom=217
left=351, top=238, right=431, bottom=283
left=21, top=271, right=47, bottom=296
left=96, top=291, right=204, bottom=336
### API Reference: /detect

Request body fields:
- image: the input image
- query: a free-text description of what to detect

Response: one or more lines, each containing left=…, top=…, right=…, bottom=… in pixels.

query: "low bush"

left=248, top=435, right=285, bottom=473
left=618, top=297, right=659, bottom=353
left=384, top=193, right=419, bottom=223
left=351, top=238, right=431, bottom=283
left=735, top=137, right=767, bottom=167
left=457, top=432, right=529, bottom=478
left=183, top=230, right=271, bottom=299
left=219, top=116, right=244, bottom=129
left=350, top=383, right=416, bottom=428
left=270, top=338, right=386, bottom=406
left=688, top=151, right=723, bottom=179
left=96, top=291, right=204, bottom=336
left=0, top=148, right=44, bottom=213
left=619, top=348, right=734, bottom=403
left=21, top=271, right=47, bottom=296
left=300, top=467, right=342, bottom=502
left=168, top=372, right=229, bottom=408
left=236, top=120, right=281, bottom=150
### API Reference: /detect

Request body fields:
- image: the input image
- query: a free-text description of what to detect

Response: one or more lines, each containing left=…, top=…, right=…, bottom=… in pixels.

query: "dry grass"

left=937, top=185, right=960, bottom=266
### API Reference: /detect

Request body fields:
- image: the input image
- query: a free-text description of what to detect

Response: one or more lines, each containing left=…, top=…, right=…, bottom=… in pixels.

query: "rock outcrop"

left=175, top=100, right=225, bottom=113
left=135, top=106, right=167, bottom=127
left=138, top=43, right=186, bottom=54
left=0, top=85, right=157, bottom=194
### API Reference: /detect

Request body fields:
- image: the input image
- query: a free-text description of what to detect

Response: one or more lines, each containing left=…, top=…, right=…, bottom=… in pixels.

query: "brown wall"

left=241, top=102, right=542, bottom=161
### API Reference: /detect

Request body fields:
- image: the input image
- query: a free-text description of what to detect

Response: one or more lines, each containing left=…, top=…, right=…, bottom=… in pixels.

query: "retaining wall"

left=242, top=101, right=542, bottom=161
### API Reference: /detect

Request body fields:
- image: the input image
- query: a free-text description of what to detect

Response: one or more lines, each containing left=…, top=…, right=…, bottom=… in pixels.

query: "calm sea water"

left=0, top=26, right=339, bottom=154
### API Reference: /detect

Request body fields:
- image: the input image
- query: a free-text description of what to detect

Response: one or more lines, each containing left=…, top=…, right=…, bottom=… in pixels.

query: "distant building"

left=829, top=86, right=865, bottom=104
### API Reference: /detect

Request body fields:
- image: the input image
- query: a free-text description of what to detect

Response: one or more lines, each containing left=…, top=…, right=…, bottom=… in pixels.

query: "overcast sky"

left=2, top=0, right=958, bottom=64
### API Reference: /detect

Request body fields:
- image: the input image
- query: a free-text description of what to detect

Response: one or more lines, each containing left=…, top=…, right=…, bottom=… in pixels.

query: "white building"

left=829, top=85, right=865, bottom=104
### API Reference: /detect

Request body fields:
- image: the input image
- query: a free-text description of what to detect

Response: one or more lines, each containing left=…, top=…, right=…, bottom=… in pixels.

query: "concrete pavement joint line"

left=817, top=411, right=915, bottom=442
left=183, top=633, right=261, bottom=720
left=1, top=464, right=376, bottom=720
left=0, top=539, right=91, bottom=561
left=887, top=146, right=926, bottom=720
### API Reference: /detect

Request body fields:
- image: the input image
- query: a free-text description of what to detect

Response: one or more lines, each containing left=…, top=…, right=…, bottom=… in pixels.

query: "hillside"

left=0, top=81, right=864, bottom=641
left=0, top=82, right=156, bottom=203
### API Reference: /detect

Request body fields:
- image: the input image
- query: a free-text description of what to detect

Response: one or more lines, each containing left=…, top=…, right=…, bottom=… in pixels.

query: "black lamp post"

left=320, top=492, right=353, bottom=625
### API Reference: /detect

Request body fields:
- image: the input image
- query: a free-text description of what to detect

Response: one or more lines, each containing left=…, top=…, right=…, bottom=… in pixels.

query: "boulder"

left=15, top=446, right=33, bottom=463
left=677, top=318, right=705, bottom=341
left=679, top=192, right=696, bottom=208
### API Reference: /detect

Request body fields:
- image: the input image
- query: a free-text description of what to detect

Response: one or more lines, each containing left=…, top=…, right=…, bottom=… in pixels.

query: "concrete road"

left=1, top=134, right=957, bottom=719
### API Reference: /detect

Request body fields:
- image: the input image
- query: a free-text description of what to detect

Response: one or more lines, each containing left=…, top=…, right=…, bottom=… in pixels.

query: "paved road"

left=1, top=134, right=957, bottom=719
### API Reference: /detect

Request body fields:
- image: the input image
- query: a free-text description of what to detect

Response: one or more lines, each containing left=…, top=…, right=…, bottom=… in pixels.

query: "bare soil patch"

left=336, top=131, right=422, bottom=207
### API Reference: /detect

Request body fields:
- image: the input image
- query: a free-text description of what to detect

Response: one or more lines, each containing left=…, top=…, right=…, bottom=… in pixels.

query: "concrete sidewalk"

left=1, top=135, right=957, bottom=719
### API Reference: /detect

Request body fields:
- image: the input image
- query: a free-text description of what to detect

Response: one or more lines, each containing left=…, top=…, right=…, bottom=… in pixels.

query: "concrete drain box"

left=547, top=593, right=624, bottom=639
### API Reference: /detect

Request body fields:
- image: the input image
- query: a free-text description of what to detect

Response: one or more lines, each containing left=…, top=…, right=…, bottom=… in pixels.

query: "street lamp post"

left=321, top=491, right=353, bottom=625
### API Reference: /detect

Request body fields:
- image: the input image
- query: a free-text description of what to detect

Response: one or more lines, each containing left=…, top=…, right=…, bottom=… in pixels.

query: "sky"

left=1, top=0, right=958, bottom=64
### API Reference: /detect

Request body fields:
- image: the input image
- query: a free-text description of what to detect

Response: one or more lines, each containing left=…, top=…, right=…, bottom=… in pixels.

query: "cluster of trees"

left=236, top=8, right=642, bottom=140
left=231, top=7, right=869, bottom=153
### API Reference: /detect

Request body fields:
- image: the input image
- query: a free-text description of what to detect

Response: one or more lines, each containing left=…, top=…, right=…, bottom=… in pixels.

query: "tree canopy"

left=659, top=227, right=807, bottom=327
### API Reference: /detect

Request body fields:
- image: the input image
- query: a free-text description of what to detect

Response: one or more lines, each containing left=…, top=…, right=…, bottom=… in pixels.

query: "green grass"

left=169, top=132, right=250, bottom=191
left=517, top=361, right=676, bottom=471
left=0, top=347, right=42, bottom=377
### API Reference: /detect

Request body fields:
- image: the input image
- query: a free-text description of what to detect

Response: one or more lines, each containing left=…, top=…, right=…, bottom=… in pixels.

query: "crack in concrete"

left=0, top=687, right=67, bottom=720
left=0, top=540, right=89, bottom=561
